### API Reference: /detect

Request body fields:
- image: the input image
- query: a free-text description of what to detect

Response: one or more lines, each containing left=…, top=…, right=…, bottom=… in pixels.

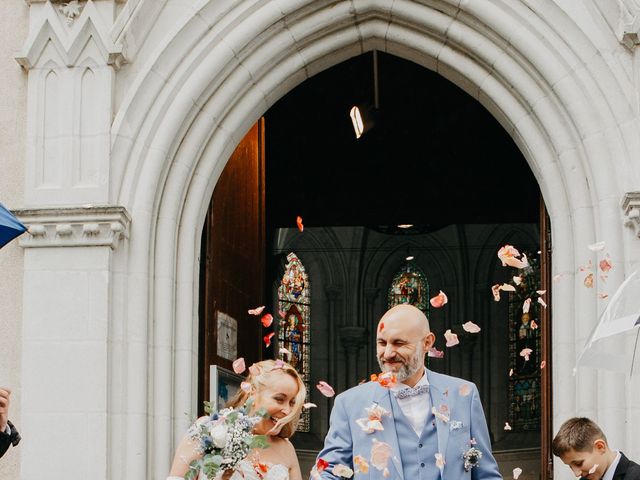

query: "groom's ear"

left=423, top=332, right=436, bottom=350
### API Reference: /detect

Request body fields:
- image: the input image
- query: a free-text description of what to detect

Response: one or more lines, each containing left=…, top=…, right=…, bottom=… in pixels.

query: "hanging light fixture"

left=350, top=50, right=380, bottom=139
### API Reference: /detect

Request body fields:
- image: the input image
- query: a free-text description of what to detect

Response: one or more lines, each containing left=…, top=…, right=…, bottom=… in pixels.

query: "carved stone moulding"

left=14, top=205, right=131, bottom=249
left=622, top=192, right=640, bottom=237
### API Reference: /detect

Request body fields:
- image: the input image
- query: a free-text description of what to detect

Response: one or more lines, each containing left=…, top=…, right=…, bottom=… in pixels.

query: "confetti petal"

left=296, top=215, right=304, bottom=232
left=279, top=347, right=292, bottom=357
left=462, top=321, right=481, bottom=334
left=530, top=320, right=539, bottom=329
left=498, top=245, right=529, bottom=268
left=316, top=458, right=329, bottom=472
left=376, top=372, right=397, bottom=389
left=540, top=361, right=546, bottom=369
left=274, top=359, right=285, bottom=369
left=522, top=298, right=531, bottom=314
left=458, top=384, right=472, bottom=397
left=430, top=290, right=448, bottom=308
left=588, top=241, right=605, bottom=252
left=370, top=439, right=393, bottom=470
left=428, top=347, right=445, bottom=358
left=491, top=284, right=502, bottom=302
left=504, top=422, right=512, bottom=431
left=316, top=380, right=335, bottom=397
left=500, top=283, right=516, bottom=292
left=599, top=255, right=613, bottom=273
left=278, top=310, right=286, bottom=319
left=232, top=357, right=246, bottom=374
left=520, top=348, right=533, bottom=361
left=598, top=292, right=609, bottom=299
left=513, top=467, right=523, bottom=479
left=248, top=306, right=265, bottom=315
left=249, top=364, right=261, bottom=376
left=263, top=332, right=275, bottom=348
left=536, top=290, right=546, bottom=295
left=537, top=297, right=547, bottom=308
left=332, top=465, right=354, bottom=478
left=584, top=273, right=594, bottom=288
left=303, top=402, right=317, bottom=409
left=509, top=368, right=514, bottom=377
left=513, top=276, right=522, bottom=286
left=432, top=406, right=450, bottom=423
left=261, top=313, right=274, bottom=328
left=241, top=381, right=252, bottom=393
left=354, top=455, right=369, bottom=474
left=444, top=329, right=460, bottom=347
left=589, top=464, right=599, bottom=474
left=379, top=322, right=385, bottom=332
left=435, top=453, right=446, bottom=469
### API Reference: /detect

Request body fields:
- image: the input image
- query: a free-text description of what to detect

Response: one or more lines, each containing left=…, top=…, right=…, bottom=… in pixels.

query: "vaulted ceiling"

left=266, top=52, right=540, bottom=230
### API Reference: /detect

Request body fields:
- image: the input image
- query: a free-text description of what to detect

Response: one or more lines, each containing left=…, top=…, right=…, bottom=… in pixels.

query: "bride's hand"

left=221, top=468, right=234, bottom=480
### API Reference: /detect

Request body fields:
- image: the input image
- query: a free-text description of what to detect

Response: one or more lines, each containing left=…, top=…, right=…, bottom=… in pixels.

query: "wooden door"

left=540, top=198, right=553, bottom=479
left=198, top=119, right=266, bottom=410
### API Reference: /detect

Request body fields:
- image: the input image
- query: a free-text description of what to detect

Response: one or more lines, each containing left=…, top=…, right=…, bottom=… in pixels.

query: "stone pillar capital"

left=15, top=205, right=131, bottom=249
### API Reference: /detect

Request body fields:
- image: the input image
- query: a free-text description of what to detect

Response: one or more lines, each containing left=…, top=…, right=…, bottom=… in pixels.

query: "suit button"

left=418, top=444, right=423, bottom=448
left=421, top=463, right=425, bottom=468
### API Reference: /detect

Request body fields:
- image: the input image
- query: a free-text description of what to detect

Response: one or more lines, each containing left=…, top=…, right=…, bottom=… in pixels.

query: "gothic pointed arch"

left=387, top=261, right=430, bottom=313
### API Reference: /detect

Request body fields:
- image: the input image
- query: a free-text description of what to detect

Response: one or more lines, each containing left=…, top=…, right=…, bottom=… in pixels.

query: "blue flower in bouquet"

left=185, top=400, right=269, bottom=480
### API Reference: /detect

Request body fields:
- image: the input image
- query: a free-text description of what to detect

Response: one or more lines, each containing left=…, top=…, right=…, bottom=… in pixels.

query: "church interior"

left=200, top=52, right=547, bottom=479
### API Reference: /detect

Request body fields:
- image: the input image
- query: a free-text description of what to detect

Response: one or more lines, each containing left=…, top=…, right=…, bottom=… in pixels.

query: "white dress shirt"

left=602, top=451, right=621, bottom=480
left=390, top=369, right=431, bottom=436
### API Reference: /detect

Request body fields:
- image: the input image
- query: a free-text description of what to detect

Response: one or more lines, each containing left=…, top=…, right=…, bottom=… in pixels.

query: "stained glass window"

left=388, top=262, right=429, bottom=313
left=277, top=252, right=311, bottom=432
left=507, top=255, right=541, bottom=431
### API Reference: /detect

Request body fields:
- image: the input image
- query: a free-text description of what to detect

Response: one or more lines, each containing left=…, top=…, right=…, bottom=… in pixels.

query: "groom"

left=316, top=304, right=502, bottom=479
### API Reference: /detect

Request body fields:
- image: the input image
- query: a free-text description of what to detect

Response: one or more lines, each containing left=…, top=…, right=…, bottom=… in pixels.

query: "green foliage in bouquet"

left=185, top=399, right=269, bottom=480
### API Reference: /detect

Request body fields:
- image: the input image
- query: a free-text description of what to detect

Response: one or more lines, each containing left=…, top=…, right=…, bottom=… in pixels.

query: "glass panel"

left=387, top=262, right=429, bottom=313
left=277, top=253, right=311, bottom=431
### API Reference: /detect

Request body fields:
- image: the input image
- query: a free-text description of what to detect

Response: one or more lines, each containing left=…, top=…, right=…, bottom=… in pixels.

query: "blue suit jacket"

left=316, top=370, right=502, bottom=479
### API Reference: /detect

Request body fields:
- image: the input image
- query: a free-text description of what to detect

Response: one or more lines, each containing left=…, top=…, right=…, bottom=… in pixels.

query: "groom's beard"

left=378, top=346, right=424, bottom=382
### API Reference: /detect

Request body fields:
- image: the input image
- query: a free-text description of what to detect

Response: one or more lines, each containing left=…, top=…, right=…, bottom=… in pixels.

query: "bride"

left=168, top=360, right=306, bottom=480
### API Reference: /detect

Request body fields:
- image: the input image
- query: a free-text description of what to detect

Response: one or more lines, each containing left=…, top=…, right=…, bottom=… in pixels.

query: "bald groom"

left=316, top=304, right=502, bottom=479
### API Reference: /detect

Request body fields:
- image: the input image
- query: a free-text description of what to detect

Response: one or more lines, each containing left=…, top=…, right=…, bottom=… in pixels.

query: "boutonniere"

left=356, top=403, right=390, bottom=433
left=462, top=447, right=483, bottom=472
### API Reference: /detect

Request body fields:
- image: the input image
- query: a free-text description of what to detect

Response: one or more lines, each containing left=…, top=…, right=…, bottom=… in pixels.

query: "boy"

left=552, top=417, right=640, bottom=480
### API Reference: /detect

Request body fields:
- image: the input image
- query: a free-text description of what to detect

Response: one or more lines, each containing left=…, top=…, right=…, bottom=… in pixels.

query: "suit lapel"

left=427, top=370, right=451, bottom=458
left=372, top=386, right=404, bottom=480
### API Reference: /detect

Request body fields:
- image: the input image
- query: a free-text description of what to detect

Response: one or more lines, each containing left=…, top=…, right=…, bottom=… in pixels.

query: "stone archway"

left=108, top=1, right=639, bottom=477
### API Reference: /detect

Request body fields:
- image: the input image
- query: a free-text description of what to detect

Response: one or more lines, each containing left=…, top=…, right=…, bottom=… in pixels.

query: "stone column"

left=15, top=2, right=126, bottom=478
left=16, top=206, right=130, bottom=480
left=338, top=326, right=368, bottom=388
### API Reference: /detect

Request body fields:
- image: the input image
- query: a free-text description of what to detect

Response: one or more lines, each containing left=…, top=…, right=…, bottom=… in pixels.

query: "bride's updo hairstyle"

left=226, top=359, right=306, bottom=438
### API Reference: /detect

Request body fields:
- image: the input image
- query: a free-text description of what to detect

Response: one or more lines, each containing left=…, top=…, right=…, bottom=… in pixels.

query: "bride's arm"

left=284, top=440, right=303, bottom=480
left=168, top=435, right=202, bottom=478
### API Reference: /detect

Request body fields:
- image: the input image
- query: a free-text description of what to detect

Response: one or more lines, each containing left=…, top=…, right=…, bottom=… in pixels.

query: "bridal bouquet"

left=184, top=400, right=269, bottom=480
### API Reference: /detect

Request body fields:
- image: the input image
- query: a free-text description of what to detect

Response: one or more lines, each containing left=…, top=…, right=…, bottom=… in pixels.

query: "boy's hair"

left=552, top=417, right=608, bottom=456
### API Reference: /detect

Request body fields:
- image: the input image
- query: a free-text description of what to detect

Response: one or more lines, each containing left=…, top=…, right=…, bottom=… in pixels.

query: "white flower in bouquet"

left=209, top=423, right=228, bottom=449
left=185, top=400, right=269, bottom=480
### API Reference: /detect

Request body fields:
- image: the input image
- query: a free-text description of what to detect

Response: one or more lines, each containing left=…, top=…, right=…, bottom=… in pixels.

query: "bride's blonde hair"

left=226, top=359, right=306, bottom=438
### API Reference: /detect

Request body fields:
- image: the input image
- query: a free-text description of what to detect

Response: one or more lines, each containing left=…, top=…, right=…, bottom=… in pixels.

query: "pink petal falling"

left=232, top=357, right=246, bottom=374
left=316, top=380, right=335, bottom=397
left=462, top=321, right=481, bottom=334
left=444, top=329, right=460, bottom=347
left=430, top=290, right=448, bottom=308
left=261, top=313, right=274, bottom=328
left=248, top=306, right=265, bottom=315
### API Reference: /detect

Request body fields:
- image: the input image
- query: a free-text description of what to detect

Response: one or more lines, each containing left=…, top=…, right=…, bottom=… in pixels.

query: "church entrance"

left=199, top=52, right=552, bottom=480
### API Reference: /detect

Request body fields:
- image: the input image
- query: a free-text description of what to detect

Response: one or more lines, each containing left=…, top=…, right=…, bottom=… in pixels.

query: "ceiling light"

left=405, top=255, right=415, bottom=261
left=398, top=224, right=413, bottom=229
left=350, top=106, right=364, bottom=139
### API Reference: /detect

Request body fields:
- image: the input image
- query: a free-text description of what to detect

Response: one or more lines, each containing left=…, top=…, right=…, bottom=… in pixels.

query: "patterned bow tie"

left=394, top=384, right=429, bottom=399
